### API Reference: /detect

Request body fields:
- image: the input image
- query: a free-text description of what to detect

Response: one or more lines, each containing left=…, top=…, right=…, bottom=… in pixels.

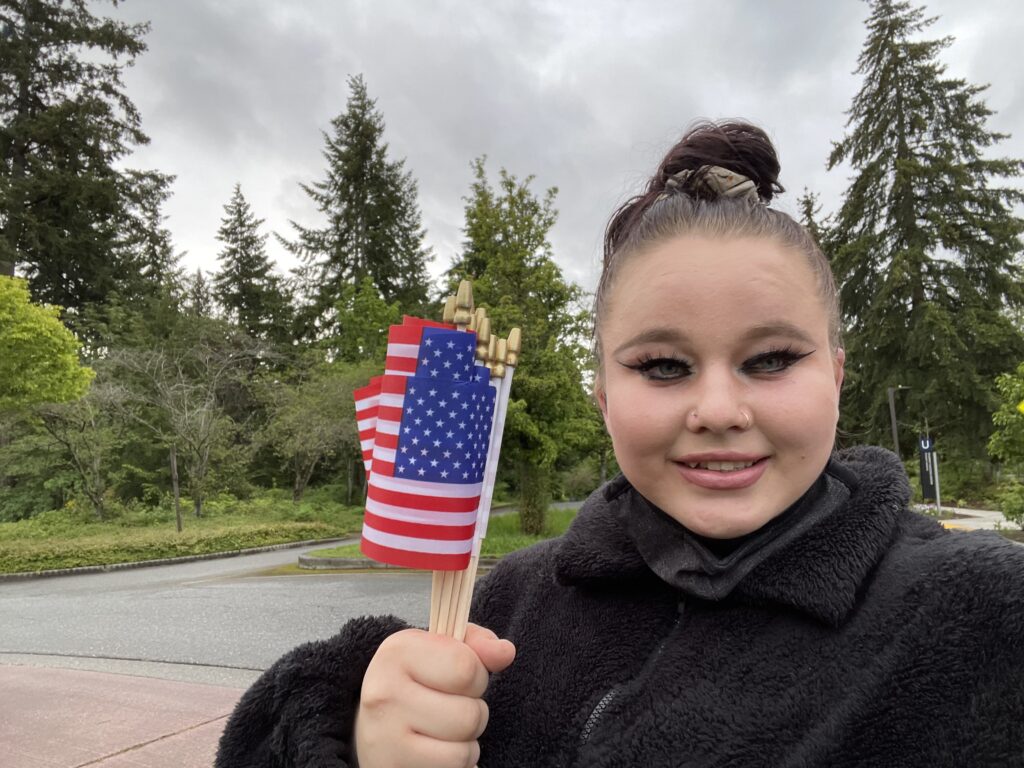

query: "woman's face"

left=596, top=235, right=844, bottom=538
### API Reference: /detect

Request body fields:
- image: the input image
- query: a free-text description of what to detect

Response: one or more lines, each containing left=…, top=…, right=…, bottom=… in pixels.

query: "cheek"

left=603, top=384, right=681, bottom=454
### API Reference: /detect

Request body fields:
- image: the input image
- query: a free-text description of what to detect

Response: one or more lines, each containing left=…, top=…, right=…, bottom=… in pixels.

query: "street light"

left=887, top=385, right=910, bottom=457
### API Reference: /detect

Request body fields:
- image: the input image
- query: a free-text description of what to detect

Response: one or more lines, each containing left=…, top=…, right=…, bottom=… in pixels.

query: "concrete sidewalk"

left=922, top=503, right=1020, bottom=532
left=1, top=665, right=245, bottom=768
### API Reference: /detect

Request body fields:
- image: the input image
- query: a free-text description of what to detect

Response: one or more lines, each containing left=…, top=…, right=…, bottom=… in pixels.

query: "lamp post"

left=887, top=385, right=910, bottom=457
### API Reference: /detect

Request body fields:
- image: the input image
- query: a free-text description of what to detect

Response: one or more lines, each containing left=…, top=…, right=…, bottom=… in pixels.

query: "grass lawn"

left=0, top=490, right=364, bottom=575
left=309, top=507, right=579, bottom=560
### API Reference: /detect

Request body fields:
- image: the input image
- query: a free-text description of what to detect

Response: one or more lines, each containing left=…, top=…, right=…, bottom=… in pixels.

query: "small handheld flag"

left=352, top=281, right=520, bottom=638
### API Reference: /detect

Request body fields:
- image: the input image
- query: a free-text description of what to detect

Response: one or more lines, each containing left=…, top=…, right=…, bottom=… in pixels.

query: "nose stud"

left=741, top=410, right=752, bottom=430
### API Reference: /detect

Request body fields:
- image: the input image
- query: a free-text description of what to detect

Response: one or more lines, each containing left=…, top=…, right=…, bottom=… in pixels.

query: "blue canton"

left=395, top=327, right=496, bottom=483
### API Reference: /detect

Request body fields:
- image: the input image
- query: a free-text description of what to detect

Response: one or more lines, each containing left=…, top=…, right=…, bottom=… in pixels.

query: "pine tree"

left=0, top=0, right=171, bottom=315
left=283, top=75, right=431, bottom=337
left=213, top=184, right=292, bottom=344
left=828, top=0, right=1024, bottom=462
left=185, top=269, right=213, bottom=318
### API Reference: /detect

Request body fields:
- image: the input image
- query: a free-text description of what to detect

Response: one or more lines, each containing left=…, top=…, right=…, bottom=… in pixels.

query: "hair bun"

left=653, top=120, right=783, bottom=203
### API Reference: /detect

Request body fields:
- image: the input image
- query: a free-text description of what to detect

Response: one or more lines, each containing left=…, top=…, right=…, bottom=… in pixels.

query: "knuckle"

left=474, top=700, right=490, bottom=738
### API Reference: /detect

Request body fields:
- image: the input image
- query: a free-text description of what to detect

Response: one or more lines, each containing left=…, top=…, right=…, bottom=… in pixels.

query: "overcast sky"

left=111, top=0, right=1024, bottom=294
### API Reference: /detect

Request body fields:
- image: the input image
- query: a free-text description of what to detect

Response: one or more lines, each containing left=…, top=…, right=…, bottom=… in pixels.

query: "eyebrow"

left=612, top=321, right=817, bottom=355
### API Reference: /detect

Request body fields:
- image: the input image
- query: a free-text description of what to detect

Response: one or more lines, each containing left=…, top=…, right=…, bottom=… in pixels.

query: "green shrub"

left=996, top=479, right=1024, bottom=527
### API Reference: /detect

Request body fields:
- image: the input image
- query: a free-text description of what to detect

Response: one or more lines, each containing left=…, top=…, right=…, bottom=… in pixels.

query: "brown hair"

left=594, top=120, right=841, bottom=362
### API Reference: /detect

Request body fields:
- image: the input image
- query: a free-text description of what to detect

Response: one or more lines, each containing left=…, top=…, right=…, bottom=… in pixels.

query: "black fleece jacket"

left=216, top=447, right=1024, bottom=767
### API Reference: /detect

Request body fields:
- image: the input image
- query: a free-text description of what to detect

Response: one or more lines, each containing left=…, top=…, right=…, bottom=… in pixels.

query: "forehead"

left=603, top=235, right=826, bottom=341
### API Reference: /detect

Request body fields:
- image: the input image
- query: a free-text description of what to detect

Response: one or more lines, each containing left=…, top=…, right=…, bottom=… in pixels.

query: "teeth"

left=684, top=460, right=756, bottom=471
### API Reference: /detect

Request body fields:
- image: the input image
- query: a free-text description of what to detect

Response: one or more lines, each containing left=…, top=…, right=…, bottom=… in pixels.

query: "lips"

left=674, top=456, right=769, bottom=490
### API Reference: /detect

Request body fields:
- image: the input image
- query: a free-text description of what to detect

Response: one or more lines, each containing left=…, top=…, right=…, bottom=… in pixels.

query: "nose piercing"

left=741, top=410, right=752, bottom=429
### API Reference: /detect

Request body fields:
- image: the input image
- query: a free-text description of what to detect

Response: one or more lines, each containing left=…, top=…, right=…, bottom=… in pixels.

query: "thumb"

left=463, top=622, right=516, bottom=674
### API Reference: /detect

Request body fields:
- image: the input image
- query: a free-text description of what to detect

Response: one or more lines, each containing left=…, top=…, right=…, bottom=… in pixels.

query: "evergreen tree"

left=213, top=184, right=292, bottom=344
left=0, top=0, right=171, bottom=315
left=185, top=269, right=213, bottom=318
left=448, top=159, right=593, bottom=534
left=283, top=75, right=431, bottom=337
left=828, top=0, right=1024, bottom=461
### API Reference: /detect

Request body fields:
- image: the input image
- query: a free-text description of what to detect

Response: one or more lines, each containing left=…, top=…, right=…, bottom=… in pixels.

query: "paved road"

left=0, top=542, right=431, bottom=685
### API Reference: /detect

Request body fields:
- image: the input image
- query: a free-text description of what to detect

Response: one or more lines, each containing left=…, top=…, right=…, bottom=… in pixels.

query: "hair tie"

left=657, top=165, right=763, bottom=204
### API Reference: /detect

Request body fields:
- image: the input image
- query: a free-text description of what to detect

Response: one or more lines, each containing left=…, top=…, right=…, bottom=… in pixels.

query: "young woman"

left=216, top=122, right=1024, bottom=768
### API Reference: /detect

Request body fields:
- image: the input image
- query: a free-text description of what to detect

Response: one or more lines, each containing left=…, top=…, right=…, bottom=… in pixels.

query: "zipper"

left=576, top=599, right=687, bottom=753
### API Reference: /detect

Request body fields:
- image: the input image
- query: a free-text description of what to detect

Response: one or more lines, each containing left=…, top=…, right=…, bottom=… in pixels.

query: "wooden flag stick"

left=453, top=330, right=520, bottom=641
left=432, top=281, right=473, bottom=637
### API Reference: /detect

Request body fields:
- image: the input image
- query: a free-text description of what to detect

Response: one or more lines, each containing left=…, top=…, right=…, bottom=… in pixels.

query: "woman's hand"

left=354, top=623, right=516, bottom=768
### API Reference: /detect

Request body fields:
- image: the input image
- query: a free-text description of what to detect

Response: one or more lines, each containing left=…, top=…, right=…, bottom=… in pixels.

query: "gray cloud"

left=114, top=0, right=1024, bottom=294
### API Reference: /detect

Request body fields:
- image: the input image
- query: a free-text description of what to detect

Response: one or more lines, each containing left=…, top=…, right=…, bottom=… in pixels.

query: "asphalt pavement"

left=1, top=542, right=430, bottom=768
left=0, top=505, right=1016, bottom=768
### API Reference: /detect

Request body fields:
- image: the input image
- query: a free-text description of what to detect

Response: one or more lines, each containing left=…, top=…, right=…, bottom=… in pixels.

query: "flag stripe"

left=367, top=480, right=480, bottom=512
left=365, top=497, right=478, bottom=526
left=369, top=473, right=482, bottom=499
left=363, top=510, right=476, bottom=540
left=362, top=524, right=473, bottom=554
left=360, top=538, right=470, bottom=571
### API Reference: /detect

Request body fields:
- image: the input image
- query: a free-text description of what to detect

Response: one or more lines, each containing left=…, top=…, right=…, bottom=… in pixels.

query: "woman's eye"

left=743, top=349, right=813, bottom=374
left=626, top=357, right=691, bottom=381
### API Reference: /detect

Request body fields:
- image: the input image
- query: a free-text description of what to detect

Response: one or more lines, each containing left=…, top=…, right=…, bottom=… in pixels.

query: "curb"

left=0, top=536, right=355, bottom=583
left=298, top=554, right=502, bottom=571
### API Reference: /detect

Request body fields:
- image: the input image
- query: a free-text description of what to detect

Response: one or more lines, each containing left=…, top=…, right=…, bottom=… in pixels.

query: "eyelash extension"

left=742, top=346, right=814, bottom=372
left=620, top=355, right=691, bottom=376
left=620, top=346, right=814, bottom=378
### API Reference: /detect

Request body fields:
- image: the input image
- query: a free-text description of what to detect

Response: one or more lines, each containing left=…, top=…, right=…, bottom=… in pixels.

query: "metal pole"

left=887, top=387, right=900, bottom=457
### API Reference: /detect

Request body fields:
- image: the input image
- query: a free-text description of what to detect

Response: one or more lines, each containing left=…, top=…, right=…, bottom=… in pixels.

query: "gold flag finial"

left=442, top=296, right=456, bottom=324
left=476, top=317, right=491, bottom=361
left=506, top=328, right=522, bottom=366
left=493, top=338, right=508, bottom=378
left=455, top=281, right=474, bottom=329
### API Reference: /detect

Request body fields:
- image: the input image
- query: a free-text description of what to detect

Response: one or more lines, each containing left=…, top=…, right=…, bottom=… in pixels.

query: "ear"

left=594, top=379, right=609, bottom=421
left=833, top=347, right=846, bottom=394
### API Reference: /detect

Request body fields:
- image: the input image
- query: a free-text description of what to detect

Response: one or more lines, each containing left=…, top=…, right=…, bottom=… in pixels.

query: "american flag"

left=354, top=376, right=382, bottom=473
left=358, top=324, right=497, bottom=570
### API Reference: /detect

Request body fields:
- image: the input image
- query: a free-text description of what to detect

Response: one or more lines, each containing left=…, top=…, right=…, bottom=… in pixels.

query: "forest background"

left=1, top=0, right=1024, bottom=573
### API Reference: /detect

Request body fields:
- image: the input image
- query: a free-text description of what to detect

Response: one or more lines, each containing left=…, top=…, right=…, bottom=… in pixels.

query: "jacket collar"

left=554, top=446, right=909, bottom=627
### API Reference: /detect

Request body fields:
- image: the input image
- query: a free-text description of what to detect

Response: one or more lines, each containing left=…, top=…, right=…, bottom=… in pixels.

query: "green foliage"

left=988, top=362, right=1024, bottom=469
left=0, top=490, right=364, bottom=574
left=826, top=0, right=1024, bottom=462
left=0, top=0, right=172, bottom=315
left=518, top=461, right=550, bottom=535
left=284, top=74, right=432, bottom=337
left=329, top=277, right=401, bottom=363
left=995, top=479, right=1024, bottom=528
left=0, top=276, right=94, bottom=409
left=213, top=184, right=294, bottom=344
left=447, top=159, right=595, bottom=532
left=257, top=361, right=373, bottom=501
